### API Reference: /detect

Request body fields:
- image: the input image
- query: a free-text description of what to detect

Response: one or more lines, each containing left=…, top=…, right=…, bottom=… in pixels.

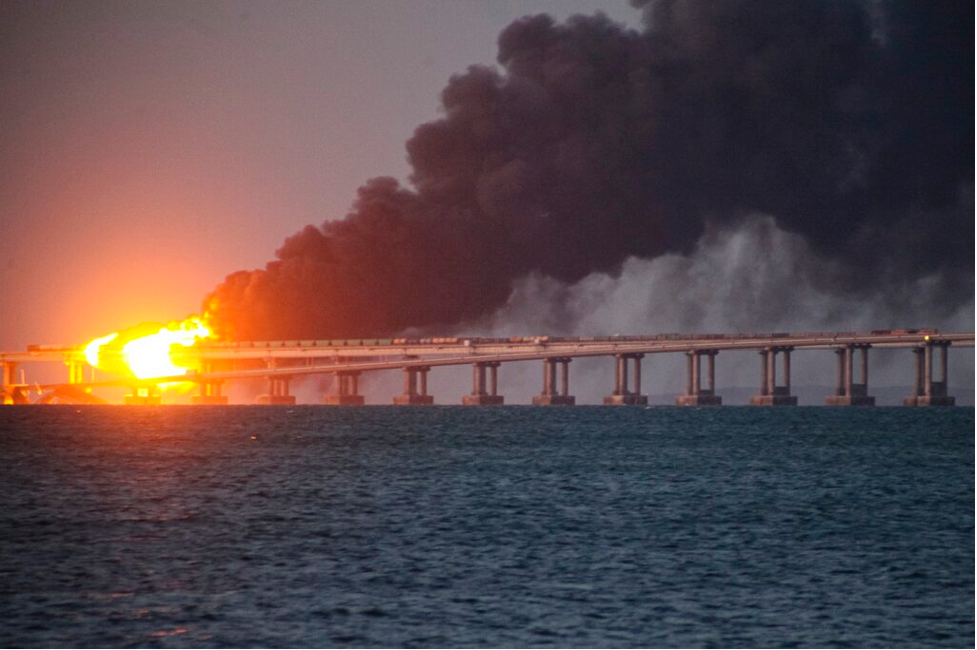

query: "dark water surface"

left=0, top=406, right=973, bottom=648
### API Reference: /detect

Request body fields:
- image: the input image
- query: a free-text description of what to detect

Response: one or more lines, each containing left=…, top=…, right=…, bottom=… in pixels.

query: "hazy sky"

left=0, top=0, right=640, bottom=349
left=1, top=0, right=972, bottom=403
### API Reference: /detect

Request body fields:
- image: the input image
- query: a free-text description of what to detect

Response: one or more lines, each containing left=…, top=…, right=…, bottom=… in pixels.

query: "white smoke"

left=358, top=218, right=973, bottom=405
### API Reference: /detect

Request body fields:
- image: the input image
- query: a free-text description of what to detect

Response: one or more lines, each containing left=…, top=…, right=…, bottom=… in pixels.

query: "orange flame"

left=83, top=332, right=118, bottom=367
left=82, top=315, right=215, bottom=387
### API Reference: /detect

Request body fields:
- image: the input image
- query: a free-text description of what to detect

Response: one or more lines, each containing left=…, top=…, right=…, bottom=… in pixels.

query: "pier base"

left=825, top=395, right=875, bottom=406
left=534, top=358, right=574, bottom=406
left=323, top=371, right=364, bottom=406
left=676, top=350, right=721, bottom=407
left=606, top=354, right=647, bottom=406
left=125, top=394, right=162, bottom=406
left=322, top=395, right=365, bottom=406
left=191, top=395, right=229, bottom=405
left=903, top=395, right=956, bottom=407
left=393, top=394, right=434, bottom=405
left=903, top=344, right=955, bottom=406
left=2, top=387, right=29, bottom=405
left=749, top=394, right=798, bottom=406
left=603, top=394, right=648, bottom=406
left=532, top=395, right=576, bottom=406
left=750, top=347, right=796, bottom=406
left=257, top=395, right=296, bottom=405
left=462, top=394, right=504, bottom=406
left=826, top=346, right=875, bottom=407
left=675, top=394, right=722, bottom=406
left=395, top=366, right=433, bottom=405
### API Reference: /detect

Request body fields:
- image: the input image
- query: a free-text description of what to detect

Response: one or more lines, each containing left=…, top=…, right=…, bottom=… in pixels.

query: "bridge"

left=1, top=329, right=973, bottom=406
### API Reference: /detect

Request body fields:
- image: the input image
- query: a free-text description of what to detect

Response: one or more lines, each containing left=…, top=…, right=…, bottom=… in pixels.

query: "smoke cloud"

left=205, top=0, right=974, bottom=340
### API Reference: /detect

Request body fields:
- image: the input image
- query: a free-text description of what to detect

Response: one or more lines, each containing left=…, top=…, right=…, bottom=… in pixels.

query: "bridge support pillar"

left=463, top=362, right=503, bottom=405
left=904, top=343, right=955, bottom=406
left=395, top=366, right=433, bottom=405
left=604, top=353, right=648, bottom=405
left=826, top=345, right=874, bottom=406
left=534, top=358, right=575, bottom=405
left=67, top=359, right=85, bottom=384
left=258, top=374, right=296, bottom=405
left=125, top=385, right=162, bottom=405
left=258, top=358, right=296, bottom=404
left=3, top=387, right=28, bottom=405
left=750, top=347, right=797, bottom=406
left=193, top=382, right=228, bottom=405
left=192, top=360, right=228, bottom=404
left=2, top=362, right=28, bottom=405
left=676, top=350, right=721, bottom=406
left=323, top=371, right=364, bottom=405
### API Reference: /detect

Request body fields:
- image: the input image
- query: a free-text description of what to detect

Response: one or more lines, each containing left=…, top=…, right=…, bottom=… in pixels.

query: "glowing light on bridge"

left=121, top=317, right=212, bottom=379
left=82, top=315, right=215, bottom=386
left=83, top=332, right=118, bottom=367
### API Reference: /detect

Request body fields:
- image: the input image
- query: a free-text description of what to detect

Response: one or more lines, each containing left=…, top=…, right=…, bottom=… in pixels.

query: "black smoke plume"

left=205, top=0, right=974, bottom=340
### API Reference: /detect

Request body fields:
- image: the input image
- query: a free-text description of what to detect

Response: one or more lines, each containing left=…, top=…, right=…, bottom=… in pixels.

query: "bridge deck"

left=2, top=330, right=973, bottom=389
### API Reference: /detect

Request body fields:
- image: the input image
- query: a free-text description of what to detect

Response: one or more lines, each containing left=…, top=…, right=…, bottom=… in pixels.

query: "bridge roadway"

left=158, top=330, right=976, bottom=383
left=6, top=330, right=974, bottom=367
left=0, top=330, right=973, bottom=407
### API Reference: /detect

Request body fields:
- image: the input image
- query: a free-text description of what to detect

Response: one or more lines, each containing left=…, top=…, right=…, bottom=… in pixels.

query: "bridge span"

left=2, top=329, right=973, bottom=406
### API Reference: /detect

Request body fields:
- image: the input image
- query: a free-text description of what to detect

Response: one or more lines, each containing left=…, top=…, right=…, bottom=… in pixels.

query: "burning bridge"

left=1, top=330, right=973, bottom=407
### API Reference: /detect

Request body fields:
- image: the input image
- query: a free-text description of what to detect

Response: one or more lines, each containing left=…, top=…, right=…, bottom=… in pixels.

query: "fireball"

left=83, top=332, right=118, bottom=367
left=82, top=315, right=214, bottom=387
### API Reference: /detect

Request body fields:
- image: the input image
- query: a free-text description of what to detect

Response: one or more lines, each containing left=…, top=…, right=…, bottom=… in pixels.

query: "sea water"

left=0, top=406, right=973, bottom=648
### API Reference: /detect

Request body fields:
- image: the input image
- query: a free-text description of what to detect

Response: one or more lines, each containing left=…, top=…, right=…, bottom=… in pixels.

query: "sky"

left=1, top=0, right=972, bottom=399
left=0, top=0, right=640, bottom=349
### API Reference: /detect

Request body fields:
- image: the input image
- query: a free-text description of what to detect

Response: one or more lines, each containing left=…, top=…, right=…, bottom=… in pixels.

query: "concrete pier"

left=258, top=374, right=296, bottom=405
left=675, top=350, right=721, bottom=406
left=125, top=385, right=161, bottom=405
left=1, top=386, right=28, bottom=405
left=534, top=357, right=575, bottom=405
left=67, top=360, right=85, bottom=385
left=904, top=343, right=955, bottom=406
left=1, top=362, right=27, bottom=405
left=604, top=353, right=648, bottom=405
left=192, top=382, right=228, bottom=405
left=394, top=366, right=433, bottom=405
left=462, top=361, right=503, bottom=405
left=825, top=345, right=874, bottom=406
left=192, top=361, right=228, bottom=404
left=749, top=347, right=797, bottom=406
left=322, top=370, right=364, bottom=405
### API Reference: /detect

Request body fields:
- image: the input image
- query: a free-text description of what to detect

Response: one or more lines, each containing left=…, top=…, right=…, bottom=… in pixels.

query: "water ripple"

left=0, top=406, right=972, bottom=647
